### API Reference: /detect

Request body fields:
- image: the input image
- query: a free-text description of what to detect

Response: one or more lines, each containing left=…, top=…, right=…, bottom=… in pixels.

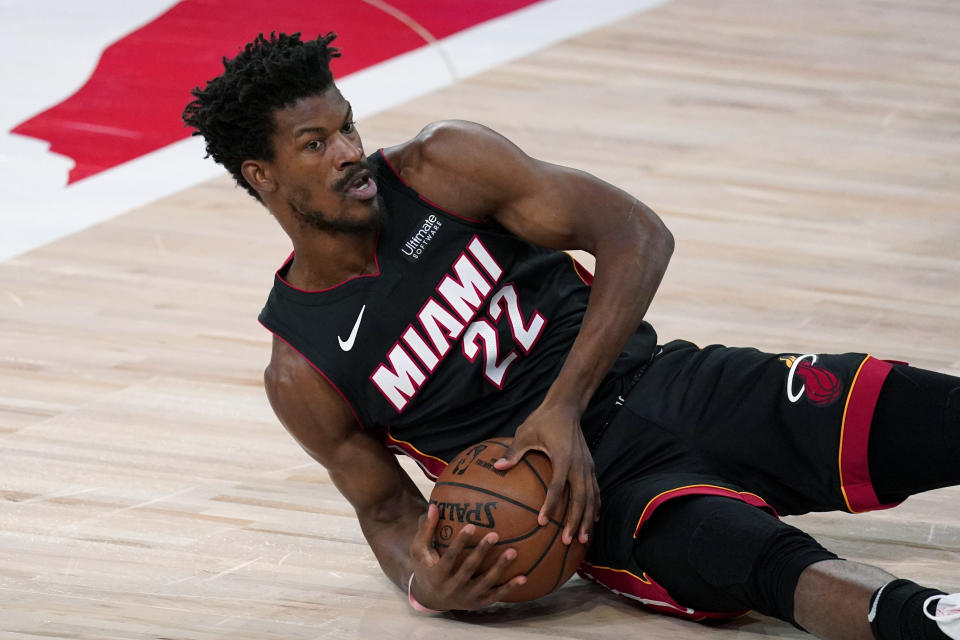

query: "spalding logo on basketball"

left=429, top=437, right=587, bottom=603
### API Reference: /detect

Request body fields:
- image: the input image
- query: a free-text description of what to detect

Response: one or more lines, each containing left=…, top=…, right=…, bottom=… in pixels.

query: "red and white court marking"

left=0, top=0, right=665, bottom=263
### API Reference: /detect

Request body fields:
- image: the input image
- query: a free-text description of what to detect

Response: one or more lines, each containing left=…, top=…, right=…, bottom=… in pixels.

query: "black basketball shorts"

left=579, top=339, right=900, bottom=620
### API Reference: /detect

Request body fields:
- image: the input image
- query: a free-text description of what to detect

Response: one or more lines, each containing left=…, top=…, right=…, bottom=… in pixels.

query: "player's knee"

left=685, top=500, right=837, bottom=625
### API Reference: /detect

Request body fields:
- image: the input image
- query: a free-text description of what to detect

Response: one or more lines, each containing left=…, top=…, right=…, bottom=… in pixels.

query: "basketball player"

left=182, top=33, right=960, bottom=640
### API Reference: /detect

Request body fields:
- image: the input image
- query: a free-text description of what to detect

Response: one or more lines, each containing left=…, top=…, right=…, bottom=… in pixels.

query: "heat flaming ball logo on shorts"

left=780, top=354, right=843, bottom=407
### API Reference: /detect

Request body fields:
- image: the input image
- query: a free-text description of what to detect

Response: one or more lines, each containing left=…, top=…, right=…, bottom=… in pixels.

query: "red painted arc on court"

left=10, top=0, right=543, bottom=185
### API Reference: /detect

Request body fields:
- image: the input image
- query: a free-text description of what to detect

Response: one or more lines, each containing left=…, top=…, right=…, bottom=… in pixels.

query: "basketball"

left=429, top=437, right=587, bottom=603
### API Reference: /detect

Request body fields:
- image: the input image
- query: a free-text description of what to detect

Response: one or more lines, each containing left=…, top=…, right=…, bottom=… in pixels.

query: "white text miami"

left=371, top=235, right=546, bottom=411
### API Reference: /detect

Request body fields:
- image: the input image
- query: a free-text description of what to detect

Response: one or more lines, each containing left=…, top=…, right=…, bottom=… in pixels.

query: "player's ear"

left=241, top=159, right=277, bottom=196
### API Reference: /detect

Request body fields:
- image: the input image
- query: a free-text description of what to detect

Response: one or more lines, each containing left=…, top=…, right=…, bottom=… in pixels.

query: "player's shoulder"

left=410, top=119, right=502, bottom=151
left=381, top=121, right=530, bottom=219
left=382, top=120, right=514, bottom=177
left=263, top=336, right=357, bottom=436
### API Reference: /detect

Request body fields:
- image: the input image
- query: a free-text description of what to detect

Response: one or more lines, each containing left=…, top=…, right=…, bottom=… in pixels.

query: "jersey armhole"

left=258, top=318, right=368, bottom=430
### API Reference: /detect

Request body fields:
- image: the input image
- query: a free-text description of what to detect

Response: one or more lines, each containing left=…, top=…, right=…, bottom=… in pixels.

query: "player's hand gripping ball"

left=429, top=437, right=588, bottom=602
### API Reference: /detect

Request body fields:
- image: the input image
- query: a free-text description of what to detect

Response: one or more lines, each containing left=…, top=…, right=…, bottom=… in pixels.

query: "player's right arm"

left=263, top=336, right=526, bottom=611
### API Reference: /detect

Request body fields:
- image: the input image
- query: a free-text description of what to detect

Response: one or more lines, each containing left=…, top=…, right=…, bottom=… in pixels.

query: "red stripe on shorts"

left=839, top=356, right=901, bottom=513
left=632, top=484, right=777, bottom=538
left=578, top=563, right=749, bottom=621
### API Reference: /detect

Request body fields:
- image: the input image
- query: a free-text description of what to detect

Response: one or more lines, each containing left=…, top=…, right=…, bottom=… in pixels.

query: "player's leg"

left=868, top=363, right=960, bottom=503
left=634, top=495, right=956, bottom=639
left=624, top=343, right=960, bottom=515
left=634, top=495, right=840, bottom=627
left=795, top=562, right=959, bottom=640
left=793, top=560, right=892, bottom=640
left=589, top=350, right=959, bottom=637
left=833, top=363, right=960, bottom=639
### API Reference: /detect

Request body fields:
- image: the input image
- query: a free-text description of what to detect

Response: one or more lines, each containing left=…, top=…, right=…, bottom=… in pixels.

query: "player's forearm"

left=358, top=495, right=428, bottom=590
left=544, top=200, right=673, bottom=413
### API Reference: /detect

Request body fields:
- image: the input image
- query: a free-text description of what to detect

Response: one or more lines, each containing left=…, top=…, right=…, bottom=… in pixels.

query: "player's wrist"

left=407, top=573, right=446, bottom=614
left=540, top=381, right=594, bottom=418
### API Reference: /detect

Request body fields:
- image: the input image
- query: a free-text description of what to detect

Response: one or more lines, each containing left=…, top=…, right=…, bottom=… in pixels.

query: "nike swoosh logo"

left=338, top=305, right=366, bottom=352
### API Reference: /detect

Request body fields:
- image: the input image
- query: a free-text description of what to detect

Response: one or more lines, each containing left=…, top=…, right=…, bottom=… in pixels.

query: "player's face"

left=267, top=87, right=384, bottom=234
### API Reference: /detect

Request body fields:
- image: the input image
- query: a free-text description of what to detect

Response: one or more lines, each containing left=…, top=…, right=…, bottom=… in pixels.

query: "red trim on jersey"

left=383, top=430, right=448, bottom=480
left=258, top=320, right=366, bottom=430
left=274, top=243, right=381, bottom=294
left=578, top=563, right=749, bottom=621
left=378, top=149, right=487, bottom=224
left=632, top=484, right=776, bottom=538
left=568, top=253, right=594, bottom=285
left=839, top=356, right=901, bottom=513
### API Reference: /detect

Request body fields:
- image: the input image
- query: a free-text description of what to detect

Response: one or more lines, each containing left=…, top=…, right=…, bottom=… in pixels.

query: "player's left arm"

left=388, top=121, right=674, bottom=546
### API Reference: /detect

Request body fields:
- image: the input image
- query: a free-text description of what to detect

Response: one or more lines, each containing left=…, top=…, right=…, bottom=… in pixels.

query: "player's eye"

left=341, top=120, right=356, bottom=134
left=305, top=139, right=324, bottom=151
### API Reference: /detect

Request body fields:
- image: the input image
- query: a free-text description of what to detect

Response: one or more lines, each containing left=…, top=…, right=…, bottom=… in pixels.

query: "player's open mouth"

left=344, top=172, right=378, bottom=200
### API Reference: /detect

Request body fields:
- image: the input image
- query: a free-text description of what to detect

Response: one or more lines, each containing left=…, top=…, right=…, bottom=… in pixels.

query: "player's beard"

left=288, top=190, right=386, bottom=235
left=287, top=160, right=386, bottom=235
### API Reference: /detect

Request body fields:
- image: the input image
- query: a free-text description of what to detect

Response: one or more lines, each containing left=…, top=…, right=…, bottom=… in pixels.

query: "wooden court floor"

left=2, top=0, right=958, bottom=638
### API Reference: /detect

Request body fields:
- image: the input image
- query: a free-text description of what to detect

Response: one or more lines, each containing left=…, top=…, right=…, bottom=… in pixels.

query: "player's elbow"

left=634, top=200, right=673, bottom=262
left=657, top=221, right=675, bottom=259
left=606, top=200, right=674, bottom=266
left=649, top=223, right=674, bottom=278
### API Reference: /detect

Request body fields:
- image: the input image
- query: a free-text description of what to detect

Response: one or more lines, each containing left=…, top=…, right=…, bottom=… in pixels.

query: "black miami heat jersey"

left=257, top=150, right=920, bottom=622
left=259, top=150, right=657, bottom=476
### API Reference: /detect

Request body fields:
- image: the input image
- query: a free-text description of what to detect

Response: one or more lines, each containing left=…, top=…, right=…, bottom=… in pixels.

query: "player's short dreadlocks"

left=182, top=32, right=341, bottom=201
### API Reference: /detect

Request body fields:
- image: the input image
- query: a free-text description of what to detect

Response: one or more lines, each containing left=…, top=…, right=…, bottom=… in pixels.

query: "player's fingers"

left=480, top=574, right=528, bottom=607
left=454, top=531, right=498, bottom=581
left=583, top=463, right=601, bottom=541
left=539, top=475, right=565, bottom=528
left=562, top=469, right=588, bottom=545
left=577, top=462, right=596, bottom=544
left=410, top=504, right=439, bottom=560
left=437, top=523, right=476, bottom=572
left=473, top=546, right=516, bottom=591
left=493, top=439, right=532, bottom=470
